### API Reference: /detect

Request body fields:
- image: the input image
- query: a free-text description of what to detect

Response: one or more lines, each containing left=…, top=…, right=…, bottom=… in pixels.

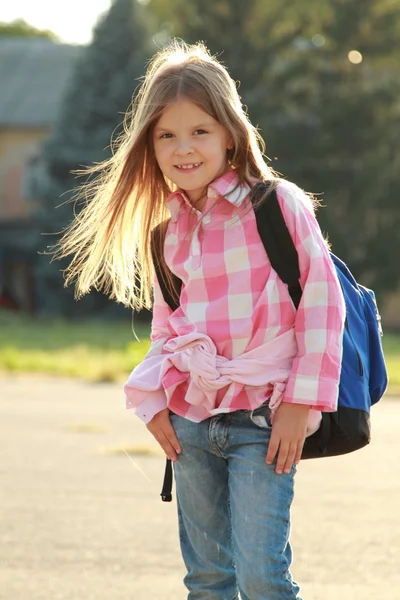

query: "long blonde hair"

left=55, top=40, right=277, bottom=310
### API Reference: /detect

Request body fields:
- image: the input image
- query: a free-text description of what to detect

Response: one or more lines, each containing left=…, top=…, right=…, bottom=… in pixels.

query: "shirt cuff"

left=283, top=374, right=339, bottom=412
left=129, top=390, right=168, bottom=424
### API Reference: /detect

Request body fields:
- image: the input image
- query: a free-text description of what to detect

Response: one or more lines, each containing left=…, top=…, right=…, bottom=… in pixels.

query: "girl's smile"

left=175, top=162, right=203, bottom=172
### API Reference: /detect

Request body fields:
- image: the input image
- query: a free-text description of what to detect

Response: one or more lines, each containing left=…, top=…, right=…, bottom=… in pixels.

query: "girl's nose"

left=175, top=139, right=194, bottom=155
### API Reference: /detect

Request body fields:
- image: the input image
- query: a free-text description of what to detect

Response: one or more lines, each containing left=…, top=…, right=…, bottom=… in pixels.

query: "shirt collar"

left=167, top=169, right=251, bottom=222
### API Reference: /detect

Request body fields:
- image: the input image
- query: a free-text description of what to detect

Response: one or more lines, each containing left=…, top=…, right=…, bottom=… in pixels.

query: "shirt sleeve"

left=124, top=275, right=173, bottom=423
left=276, top=182, right=346, bottom=412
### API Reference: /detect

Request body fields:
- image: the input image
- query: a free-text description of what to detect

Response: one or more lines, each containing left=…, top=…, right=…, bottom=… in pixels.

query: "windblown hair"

left=55, top=40, right=278, bottom=310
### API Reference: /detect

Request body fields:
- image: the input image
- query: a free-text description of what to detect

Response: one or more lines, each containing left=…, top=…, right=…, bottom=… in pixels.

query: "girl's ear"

left=225, top=128, right=234, bottom=150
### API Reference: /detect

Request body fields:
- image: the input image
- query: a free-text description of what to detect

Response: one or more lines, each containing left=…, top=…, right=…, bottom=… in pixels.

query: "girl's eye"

left=194, top=129, right=207, bottom=135
left=160, top=133, right=173, bottom=139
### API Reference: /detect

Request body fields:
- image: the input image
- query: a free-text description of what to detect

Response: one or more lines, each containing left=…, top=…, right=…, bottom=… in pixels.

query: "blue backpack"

left=151, top=182, right=388, bottom=500
left=251, top=183, right=388, bottom=459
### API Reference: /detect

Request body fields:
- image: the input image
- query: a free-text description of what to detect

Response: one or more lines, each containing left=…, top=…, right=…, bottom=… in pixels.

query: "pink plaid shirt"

left=125, top=170, right=345, bottom=426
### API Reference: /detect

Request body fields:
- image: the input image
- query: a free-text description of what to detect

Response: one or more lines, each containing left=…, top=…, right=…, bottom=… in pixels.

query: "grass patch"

left=0, top=311, right=399, bottom=393
left=382, top=334, right=400, bottom=393
left=0, top=311, right=150, bottom=383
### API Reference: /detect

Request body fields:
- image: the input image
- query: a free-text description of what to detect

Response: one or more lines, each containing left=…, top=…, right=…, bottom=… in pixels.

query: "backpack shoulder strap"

left=150, top=221, right=179, bottom=502
left=150, top=220, right=181, bottom=313
left=251, top=183, right=303, bottom=309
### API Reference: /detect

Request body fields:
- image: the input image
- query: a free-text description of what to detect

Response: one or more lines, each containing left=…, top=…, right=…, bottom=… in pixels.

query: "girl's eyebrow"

left=154, top=121, right=215, bottom=133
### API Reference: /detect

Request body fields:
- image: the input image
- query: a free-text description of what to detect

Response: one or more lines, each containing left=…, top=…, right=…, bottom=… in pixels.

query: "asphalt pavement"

left=1, top=376, right=399, bottom=600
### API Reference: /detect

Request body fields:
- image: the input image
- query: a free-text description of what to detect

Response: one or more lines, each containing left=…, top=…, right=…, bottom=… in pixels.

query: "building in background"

left=0, top=37, right=81, bottom=313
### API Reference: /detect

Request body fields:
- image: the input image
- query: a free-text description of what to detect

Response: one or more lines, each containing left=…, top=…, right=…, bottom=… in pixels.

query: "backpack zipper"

left=345, top=318, right=364, bottom=376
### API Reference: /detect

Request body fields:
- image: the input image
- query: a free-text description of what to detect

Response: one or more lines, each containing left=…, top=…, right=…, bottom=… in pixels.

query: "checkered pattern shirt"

left=127, top=170, right=345, bottom=423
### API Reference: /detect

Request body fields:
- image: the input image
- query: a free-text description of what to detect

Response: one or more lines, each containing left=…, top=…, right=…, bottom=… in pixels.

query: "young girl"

left=58, top=41, right=345, bottom=599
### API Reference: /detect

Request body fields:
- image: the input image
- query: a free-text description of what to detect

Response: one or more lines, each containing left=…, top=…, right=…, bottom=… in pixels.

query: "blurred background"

left=1, top=3, right=400, bottom=599
left=0, top=0, right=399, bottom=384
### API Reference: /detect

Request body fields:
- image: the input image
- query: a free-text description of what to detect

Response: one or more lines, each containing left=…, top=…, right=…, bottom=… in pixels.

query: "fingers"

left=266, top=437, right=300, bottom=474
left=279, top=443, right=297, bottom=475
left=266, top=432, right=279, bottom=466
left=146, top=409, right=182, bottom=462
left=155, top=427, right=181, bottom=462
left=294, top=440, right=304, bottom=465
left=265, top=403, right=309, bottom=474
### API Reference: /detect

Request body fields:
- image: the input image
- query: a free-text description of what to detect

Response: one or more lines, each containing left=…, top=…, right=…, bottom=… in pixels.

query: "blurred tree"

left=33, top=0, right=150, bottom=316
left=148, top=0, right=331, bottom=107
left=150, top=0, right=400, bottom=299
left=261, top=0, right=400, bottom=296
left=0, top=18, right=59, bottom=41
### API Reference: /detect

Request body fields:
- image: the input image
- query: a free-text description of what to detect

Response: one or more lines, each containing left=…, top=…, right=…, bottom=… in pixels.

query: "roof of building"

left=0, top=37, right=82, bottom=127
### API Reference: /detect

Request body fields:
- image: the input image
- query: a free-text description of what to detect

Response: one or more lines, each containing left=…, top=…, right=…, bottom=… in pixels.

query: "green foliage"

left=257, top=0, right=400, bottom=299
left=0, top=311, right=399, bottom=391
left=0, top=18, right=59, bottom=41
left=33, top=0, right=151, bottom=316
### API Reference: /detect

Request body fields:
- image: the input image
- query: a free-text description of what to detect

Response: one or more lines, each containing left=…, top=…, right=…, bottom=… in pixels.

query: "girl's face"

left=153, top=99, right=233, bottom=206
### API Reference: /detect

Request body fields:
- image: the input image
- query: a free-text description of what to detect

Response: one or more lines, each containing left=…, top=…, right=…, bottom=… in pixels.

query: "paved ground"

left=0, top=376, right=399, bottom=600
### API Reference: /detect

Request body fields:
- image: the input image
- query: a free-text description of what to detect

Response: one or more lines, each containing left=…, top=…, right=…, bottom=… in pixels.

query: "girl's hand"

left=266, top=403, right=310, bottom=474
left=146, top=408, right=182, bottom=462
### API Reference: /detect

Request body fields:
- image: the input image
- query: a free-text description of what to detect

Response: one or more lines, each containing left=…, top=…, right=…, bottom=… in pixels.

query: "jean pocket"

left=249, top=401, right=272, bottom=429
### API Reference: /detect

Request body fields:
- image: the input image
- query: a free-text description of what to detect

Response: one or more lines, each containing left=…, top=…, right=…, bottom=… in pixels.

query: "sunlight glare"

left=0, top=0, right=113, bottom=44
left=348, top=50, right=363, bottom=65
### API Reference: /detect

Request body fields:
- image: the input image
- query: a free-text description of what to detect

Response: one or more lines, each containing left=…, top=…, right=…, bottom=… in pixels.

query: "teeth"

left=176, top=163, right=201, bottom=169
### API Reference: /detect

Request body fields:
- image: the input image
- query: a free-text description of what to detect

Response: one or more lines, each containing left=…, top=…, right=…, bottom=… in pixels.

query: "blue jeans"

left=170, top=404, right=303, bottom=600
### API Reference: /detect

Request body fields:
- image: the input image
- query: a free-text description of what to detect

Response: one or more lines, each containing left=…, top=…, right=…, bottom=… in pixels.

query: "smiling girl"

left=57, top=41, right=345, bottom=600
